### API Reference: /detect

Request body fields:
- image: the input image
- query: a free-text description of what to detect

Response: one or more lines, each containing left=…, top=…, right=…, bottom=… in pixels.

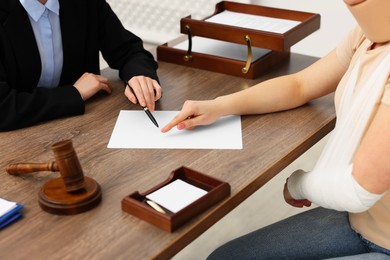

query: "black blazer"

left=0, top=0, right=159, bottom=131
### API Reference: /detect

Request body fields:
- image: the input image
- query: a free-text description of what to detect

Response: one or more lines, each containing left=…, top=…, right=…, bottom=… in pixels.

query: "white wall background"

left=252, top=0, right=357, bottom=57
left=107, top=0, right=250, bottom=46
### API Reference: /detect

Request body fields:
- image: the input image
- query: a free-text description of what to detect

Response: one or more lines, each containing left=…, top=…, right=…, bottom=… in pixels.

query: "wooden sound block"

left=38, top=176, right=102, bottom=215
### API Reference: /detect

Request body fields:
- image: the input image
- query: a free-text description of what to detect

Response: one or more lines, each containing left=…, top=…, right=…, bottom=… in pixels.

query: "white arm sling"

left=288, top=41, right=390, bottom=213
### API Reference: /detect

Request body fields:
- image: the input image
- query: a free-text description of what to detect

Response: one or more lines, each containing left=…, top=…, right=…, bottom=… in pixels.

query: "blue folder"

left=0, top=204, right=24, bottom=229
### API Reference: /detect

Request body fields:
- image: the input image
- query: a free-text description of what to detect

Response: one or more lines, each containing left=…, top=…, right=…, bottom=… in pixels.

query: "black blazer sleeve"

left=95, top=0, right=159, bottom=82
left=0, top=0, right=159, bottom=131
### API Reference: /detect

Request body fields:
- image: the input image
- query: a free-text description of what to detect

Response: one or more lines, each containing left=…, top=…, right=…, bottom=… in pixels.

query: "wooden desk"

left=0, top=54, right=335, bottom=259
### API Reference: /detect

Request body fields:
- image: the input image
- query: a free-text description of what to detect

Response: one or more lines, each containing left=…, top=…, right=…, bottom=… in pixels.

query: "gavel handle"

left=6, top=161, right=58, bottom=175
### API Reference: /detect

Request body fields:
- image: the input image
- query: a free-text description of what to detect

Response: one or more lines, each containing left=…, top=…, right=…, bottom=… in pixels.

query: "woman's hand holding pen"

left=161, top=99, right=222, bottom=133
left=74, top=72, right=113, bottom=101
left=125, top=76, right=162, bottom=112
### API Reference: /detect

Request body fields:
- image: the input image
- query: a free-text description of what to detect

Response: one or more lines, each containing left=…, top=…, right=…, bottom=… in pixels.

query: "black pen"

left=124, top=81, right=159, bottom=128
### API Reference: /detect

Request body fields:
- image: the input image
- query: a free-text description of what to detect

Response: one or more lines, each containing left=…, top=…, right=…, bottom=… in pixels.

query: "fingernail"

left=177, top=123, right=185, bottom=130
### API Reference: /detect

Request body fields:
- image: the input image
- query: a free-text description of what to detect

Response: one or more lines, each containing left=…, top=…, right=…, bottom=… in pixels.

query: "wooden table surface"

left=0, top=54, right=335, bottom=259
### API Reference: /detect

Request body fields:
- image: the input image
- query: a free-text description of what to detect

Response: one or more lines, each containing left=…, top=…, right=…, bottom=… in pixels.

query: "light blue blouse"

left=19, top=0, right=63, bottom=88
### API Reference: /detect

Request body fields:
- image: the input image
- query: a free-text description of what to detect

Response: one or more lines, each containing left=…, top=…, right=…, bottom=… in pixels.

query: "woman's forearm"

left=214, top=74, right=307, bottom=116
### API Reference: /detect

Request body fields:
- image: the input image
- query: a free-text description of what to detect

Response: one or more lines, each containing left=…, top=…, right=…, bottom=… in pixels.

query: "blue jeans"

left=207, top=207, right=390, bottom=260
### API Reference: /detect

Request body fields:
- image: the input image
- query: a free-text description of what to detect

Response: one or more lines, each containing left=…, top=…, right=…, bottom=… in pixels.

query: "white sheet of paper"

left=0, top=198, right=17, bottom=217
left=206, top=10, right=301, bottom=34
left=146, top=179, right=207, bottom=213
left=173, top=36, right=271, bottom=62
left=107, top=111, right=242, bottom=149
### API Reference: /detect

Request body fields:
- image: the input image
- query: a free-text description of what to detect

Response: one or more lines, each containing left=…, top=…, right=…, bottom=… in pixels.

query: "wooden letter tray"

left=157, top=1, right=320, bottom=78
left=121, top=166, right=231, bottom=232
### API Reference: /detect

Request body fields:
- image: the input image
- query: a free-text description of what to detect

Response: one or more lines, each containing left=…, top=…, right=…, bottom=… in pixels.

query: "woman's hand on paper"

left=161, top=100, right=221, bottom=133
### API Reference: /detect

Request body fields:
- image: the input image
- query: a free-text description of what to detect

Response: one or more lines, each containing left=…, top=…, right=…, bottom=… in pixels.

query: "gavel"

left=6, top=140, right=86, bottom=192
left=6, top=139, right=101, bottom=215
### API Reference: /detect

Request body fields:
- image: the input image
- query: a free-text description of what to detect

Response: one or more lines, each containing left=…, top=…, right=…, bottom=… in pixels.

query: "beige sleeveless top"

left=335, top=26, right=390, bottom=250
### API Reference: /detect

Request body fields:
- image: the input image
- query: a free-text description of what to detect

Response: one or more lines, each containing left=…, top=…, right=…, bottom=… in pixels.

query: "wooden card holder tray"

left=157, top=1, right=320, bottom=78
left=121, top=166, right=230, bottom=232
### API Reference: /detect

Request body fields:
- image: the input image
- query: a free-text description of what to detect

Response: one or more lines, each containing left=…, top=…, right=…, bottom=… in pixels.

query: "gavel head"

left=52, top=140, right=86, bottom=192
